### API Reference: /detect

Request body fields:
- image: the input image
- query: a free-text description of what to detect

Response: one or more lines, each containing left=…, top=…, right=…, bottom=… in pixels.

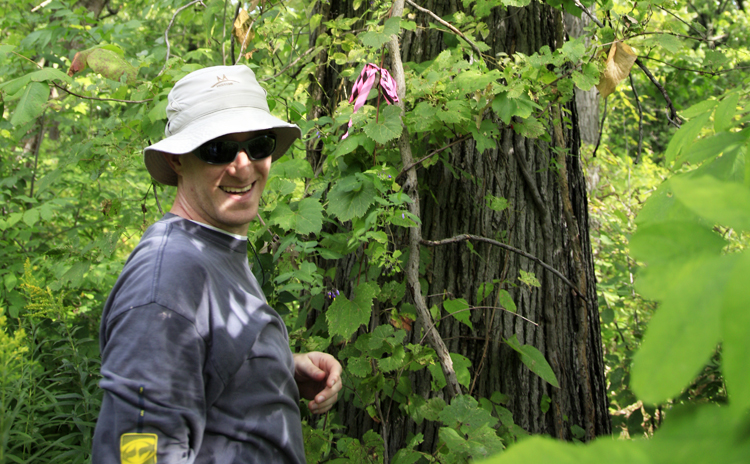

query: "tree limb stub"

left=420, top=234, right=586, bottom=301
left=388, top=0, right=461, bottom=400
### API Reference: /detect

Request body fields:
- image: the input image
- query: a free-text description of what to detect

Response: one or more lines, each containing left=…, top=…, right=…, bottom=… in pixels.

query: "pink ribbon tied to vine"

left=341, top=63, right=400, bottom=140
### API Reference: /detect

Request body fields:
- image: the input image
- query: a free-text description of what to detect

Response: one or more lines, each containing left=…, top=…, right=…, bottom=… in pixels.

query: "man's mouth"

left=220, top=183, right=254, bottom=194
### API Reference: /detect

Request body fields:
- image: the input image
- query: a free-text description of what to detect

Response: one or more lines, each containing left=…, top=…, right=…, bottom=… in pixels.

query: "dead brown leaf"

left=596, top=41, right=638, bottom=99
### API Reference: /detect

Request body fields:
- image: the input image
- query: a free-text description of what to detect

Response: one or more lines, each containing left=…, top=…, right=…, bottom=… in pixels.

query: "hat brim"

left=143, top=106, right=301, bottom=186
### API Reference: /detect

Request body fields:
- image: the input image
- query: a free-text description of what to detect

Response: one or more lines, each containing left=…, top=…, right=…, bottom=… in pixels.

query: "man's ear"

left=162, top=152, right=184, bottom=174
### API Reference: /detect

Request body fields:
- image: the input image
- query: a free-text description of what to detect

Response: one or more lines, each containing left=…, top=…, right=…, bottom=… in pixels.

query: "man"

left=92, top=65, right=341, bottom=463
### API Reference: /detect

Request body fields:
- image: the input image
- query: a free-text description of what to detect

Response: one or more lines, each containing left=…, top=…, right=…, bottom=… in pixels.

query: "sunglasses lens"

left=197, top=134, right=276, bottom=164
left=245, top=134, right=276, bottom=160
left=198, top=141, right=236, bottom=164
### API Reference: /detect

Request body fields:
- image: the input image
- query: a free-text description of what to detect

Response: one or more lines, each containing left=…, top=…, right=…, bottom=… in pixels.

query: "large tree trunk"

left=308, top=0, right=611, bottom=457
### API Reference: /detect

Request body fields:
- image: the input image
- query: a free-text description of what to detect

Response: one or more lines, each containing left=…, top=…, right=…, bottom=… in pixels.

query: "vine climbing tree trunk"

left=307, top=0, right=611, bottom=457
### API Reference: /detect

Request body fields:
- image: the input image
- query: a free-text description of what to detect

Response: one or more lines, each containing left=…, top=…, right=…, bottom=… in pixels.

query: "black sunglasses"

left=196, top=134, right=276, bottom=165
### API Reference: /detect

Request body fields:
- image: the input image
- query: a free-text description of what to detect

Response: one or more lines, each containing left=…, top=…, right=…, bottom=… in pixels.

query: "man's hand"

left=293, top=352, right=342, bottom=414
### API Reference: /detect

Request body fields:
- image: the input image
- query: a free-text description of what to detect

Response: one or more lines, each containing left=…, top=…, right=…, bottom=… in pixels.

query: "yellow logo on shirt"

left=120, top=433, right=157, bottom=464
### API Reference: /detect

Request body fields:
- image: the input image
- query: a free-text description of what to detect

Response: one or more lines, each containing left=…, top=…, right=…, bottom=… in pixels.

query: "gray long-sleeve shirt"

left=93, top=214, right=305, bottom=463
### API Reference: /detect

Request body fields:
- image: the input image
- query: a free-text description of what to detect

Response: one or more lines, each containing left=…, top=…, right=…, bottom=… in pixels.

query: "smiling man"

left=92, top=66, right=341, bottom=464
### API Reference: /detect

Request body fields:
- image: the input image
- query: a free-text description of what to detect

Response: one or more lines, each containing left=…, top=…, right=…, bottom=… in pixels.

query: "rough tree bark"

left=307, top=0, right=611, bottom=457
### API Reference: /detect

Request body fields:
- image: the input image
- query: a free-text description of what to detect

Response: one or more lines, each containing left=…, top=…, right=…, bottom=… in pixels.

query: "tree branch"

left=52, top=82, right=152, bottom=104
left=629, top=74, right=644, bottom=164
left=420, top=234, right=586, bottom=301
left=389, top=0, right=462, bottom=400
left=260, top=47, right=316, bottom=81
left=396, top=135, right=470, bottom=181
left=405, top=0, right=483, bottom=57
left=634, top=57, right=680, bottom=126
left=158, top=0, right=207, bottom=77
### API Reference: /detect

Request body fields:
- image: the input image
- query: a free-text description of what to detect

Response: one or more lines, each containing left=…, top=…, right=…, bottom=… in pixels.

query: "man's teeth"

left=222, top=184, right=252, bottom=194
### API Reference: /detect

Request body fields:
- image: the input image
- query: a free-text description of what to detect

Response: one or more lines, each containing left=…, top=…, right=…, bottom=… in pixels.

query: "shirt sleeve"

left=92, top=303, right=208, bottom=463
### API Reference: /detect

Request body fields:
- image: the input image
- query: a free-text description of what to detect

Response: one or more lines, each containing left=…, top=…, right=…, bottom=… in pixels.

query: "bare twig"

left=574, top=0, right=604, bottom=27
left=158, top=0, right=207, bottom=77
left=260, top=47, right=316, bottom=81
left=389, top=0, right=462, bottom=399
left=234, top=16, right=258, bottom=65
left=437, top=305, right=539, bottom=326
left=634, top=58, right=680, bottom=127
left=29, top=113, right=46, bottom=199
left=52, top=82, right=152, bottom=104
left=405, top=0, right=483, bottom=57
left=592, top=98, right=608, bottom=158
left=396, top=135, right=470, bottom=180
left=31, top=0, right=51, bottom=12
left=420, top=234, right=586, bottom=301
left=153, top=184, right=164, bottom=216
left=655, top=4, right=704, bottom=38
left=638, top=56, right=750, bottom=76
left=629, top=74, right=644, bottom=164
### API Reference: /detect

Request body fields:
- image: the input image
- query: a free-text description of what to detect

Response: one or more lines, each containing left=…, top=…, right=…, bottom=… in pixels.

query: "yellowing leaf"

left=596, top=41, right=637, bottom=98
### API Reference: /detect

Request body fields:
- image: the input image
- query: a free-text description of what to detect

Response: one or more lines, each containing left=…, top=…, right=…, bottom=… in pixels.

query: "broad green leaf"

left=714, top=92, right=740, bottom=133
left=497, top=290, right=516, bottom=313
left=677, top=129, right=748, bottom=166
left=28, top=68, right=73, bottom=85
left=269, top=198, right=323, bottom=235
left=518, top=270, right=541, bottom=288
left=148, top=99, right=168, bottom=122
left=438, top=100, right=470, bottom=124
left=492, top=92, right=516, bottom=124
left=561, top=39, right=586, bottom=62
left=11, top=81, right=48, bottom=126
left=86, top=48, right=138, bottom=83
left=485, top=194, right=508, bottom=212
left=428, top=353, right=472, bottom=389
left=572, top=63, right=599, bottom=91
left=505, top=334, right=559, bottom=387
left=656, top=34, right=683, bottom=53
left=4, top=273, right=17, bottom=291
left=514, top=117, right=545, bottom=139
left=271, top=158, right=314, bottom=179
left=22, top=208, right=39, bottom=226
left=721, top=250, right=750, bottom=409
left=631, top=254, right=730, bottom=404
left=665, top=111, right=712, bottom=165
left=363, top=105, right=402, bottom=144
left=438, top=395, right=498, bottom=432
left=333, top=133, right=365, bottom=157
left=635, top=177, right=701, bottom=225
left=680, top=99, right=716, bottom=119
left=629, top=221, right=725, bottom=268
left=326, top=281, right=378, bottom=339
left=443, top=298, right=473, bottom=330
left=671, top=176, right=750, bottom=231
left=501, top=0, right=532, bottom=6
left=704, top=50, right=729, bottom=68
left=327, top=174, right=377, bottom=222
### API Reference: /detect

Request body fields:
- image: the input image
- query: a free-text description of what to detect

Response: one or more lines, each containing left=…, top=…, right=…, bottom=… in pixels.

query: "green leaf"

left=485, top=194, right=509, bottom=212
left=572, top=69, right=599, bottom=91
left=497, top=290, right=516, bottom=313
left=518, top=270, right=541, bottom=288
left=148, top=99, right=168, bottom=122
left=630, top=254, right=729, bottom=405
left=677, top=129, right=748, bottom=166
left=327, top=174, right=377, bottom=222
left=11, top=81, right=48, bottom=126
left=720, top=250, right=750, bottom=409
left=665, top=111, right=712, bottom=165
left=670, top=176, right=750, bottom=231
left=22, top=208, right=39, bottom=226
left=364, top=105, right=402, bottom=144
left=505, top=334, right=559, bottom=387
left=271, top=158, right=314, bottom=179
left=270, top=198, right=324, bottom=235
left=28, top=68, right=73, bottom=85
left=714, top=92, right=740, bottom=132
left=656, top=34, right=683, bottom=53
left=680, top=99, right=716, bottom=119
left=326, top=282, right=378, bottom=339
left=443, top=298, right=473, bottom=330
left=87, top=48, right=138, bottom=83
left=438, top=100, right=470, bottom=124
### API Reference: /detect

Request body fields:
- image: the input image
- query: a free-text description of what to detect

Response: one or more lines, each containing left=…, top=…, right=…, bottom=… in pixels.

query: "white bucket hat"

left=143, top=65, right=301, bottom=186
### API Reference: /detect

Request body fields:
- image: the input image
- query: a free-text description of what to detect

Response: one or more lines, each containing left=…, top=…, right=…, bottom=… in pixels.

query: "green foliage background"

left=1, top=0, right=749, bottom=462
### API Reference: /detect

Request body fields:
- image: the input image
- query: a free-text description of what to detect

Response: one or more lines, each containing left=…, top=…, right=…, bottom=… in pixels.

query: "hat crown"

left=165, top=66, right=269, bottom=136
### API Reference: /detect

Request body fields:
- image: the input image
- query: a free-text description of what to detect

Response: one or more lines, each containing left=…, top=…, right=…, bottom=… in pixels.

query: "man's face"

left=165, top=131, right=272, bottom=235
